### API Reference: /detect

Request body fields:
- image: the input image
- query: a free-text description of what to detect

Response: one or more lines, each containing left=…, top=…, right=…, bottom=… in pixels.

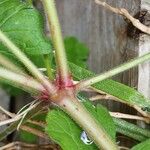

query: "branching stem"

left=76, top=52, right=150, bottom=90
left=42, top=0, right=70, bottom=85
left=0, top=67, right=44, bottom=94
left=0, top=30, right=55, bottom=94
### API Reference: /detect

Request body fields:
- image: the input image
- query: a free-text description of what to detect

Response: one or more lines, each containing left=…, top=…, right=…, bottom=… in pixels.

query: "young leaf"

left=0, top=0, right=52, bottom=66
left=69, top=62, right=150, bottom=112
left=64, top=37, right=89, bottom=68
left=131, top=139, right=150, bottom=150
left=46, top=99, right=116, bottom=150
left=0, top=0, right=52, bottom=55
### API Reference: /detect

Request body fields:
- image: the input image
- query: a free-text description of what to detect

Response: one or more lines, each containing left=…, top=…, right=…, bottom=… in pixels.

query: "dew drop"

left=80, top=131, right=93, bottom=145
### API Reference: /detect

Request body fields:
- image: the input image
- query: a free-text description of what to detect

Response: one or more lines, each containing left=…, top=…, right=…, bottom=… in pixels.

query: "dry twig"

left=95, top=0, right=150, bottom=35
left=28, top=119, right=46, bottom=128
left=20, top=125, right=48, bottom=139
left=0, top=100, right=41, bottom=127
left=110, top=112, right=150, bottom=123
left=0, top=142, right=60, bottom=150
left=0, top=106, right=15, bottom=118
left=90, top=94, right=117, bottom=101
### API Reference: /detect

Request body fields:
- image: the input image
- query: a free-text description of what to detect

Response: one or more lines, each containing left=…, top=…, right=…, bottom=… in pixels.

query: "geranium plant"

left=0, top=0, right=150, bottom=149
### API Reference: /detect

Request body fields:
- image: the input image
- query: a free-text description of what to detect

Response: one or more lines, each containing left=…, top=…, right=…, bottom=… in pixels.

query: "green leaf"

left=0, top=0, right=51, bottom=56
left=69, top=62, right=150, bottom=112
left=46, top=99, right=116, bottom=150
left=131, top=139, right=150, bottom=150
left=78, top=95, right=116, bottom=141
left=64, top=37, right=89, bottom=68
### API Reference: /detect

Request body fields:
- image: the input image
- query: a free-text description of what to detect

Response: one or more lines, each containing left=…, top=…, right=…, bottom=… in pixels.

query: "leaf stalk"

left=0, top=67, right=44, bottom=94
left=0, top=30, right=55, bottom=95
left=42, top=0, right=70, bottom=86
left=76, top=52, right=150, bottom=90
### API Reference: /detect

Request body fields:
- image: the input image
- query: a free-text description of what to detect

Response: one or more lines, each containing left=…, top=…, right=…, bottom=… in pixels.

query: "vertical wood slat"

left=138, top=0, right=150, bottom=100
left=138, top=0, right=150, bottom=128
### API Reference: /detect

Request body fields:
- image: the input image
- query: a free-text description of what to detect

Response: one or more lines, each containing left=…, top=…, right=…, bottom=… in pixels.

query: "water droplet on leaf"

left=80, top=131, right=93, bottom=145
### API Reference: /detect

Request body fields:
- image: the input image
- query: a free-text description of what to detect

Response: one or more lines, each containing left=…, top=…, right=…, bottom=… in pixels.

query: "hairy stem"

left=58, top=97, right=118, bottom=150
left=114, top=118, right=150, bottom=141
left=0, top=54, right=24, bottom=74
left=42, top=0, right=70, bottom=84
left=0, top=67, right=44, bottom=94
left=110, top=112, right=150, bottom=123
left=76, top=52, right=150, bottom=90
left=44, top=54, right=53, bottom=80
left=0, top=30, right=55, bottom=94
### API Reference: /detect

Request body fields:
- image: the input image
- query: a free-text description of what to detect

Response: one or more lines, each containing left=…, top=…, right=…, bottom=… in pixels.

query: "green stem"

left=0, top=54, right=24, bottom=74
left=76, top=52, right=150, bottom=90
left=0, top=30, right=55, bottom=94
left=58, top=97, right=119, bottom=150
left=114, top=118, right=150, bottom=141
left=42, top=0, right=69, bottom=83
left=0, top=67, right=44, bottom=94
left=44, top=54, right=53, bottom=80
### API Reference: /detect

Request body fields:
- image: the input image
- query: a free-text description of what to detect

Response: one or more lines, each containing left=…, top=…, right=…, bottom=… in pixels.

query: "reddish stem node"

left=55, top=72, right=74, bottom=89
left=38, top=90, right=50, bottom=101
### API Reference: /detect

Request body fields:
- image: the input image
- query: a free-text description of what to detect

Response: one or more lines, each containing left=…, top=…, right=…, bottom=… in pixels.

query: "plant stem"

left=20, top=125, right=48, bottom=139
left=110, top=112, right=150, bottom=123
left=0, top=67, right=44, bottom=94
left=44, top=54, right=53, bottom=80
left=114, top=118, right=150, bottom=141
left=0, top=30, right=55, bottom=94
left=58, top=97, right=118, bottom=150
left=42, top=0, right=70, bottom=84
left=0, top=54, right=24, bottom=74
left=76, top=52, right=150, bottom=90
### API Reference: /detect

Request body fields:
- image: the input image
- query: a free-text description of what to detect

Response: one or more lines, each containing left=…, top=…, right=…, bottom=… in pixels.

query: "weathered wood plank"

left=138, top=0, right=150, bottom=99
left=138, top=0, right=150, bottom=128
